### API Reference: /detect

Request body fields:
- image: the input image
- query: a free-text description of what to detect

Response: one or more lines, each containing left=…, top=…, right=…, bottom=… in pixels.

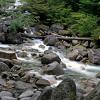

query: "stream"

left=0, top=39, right=100, bottom=89
left=0, top=0, right=100, bottom=94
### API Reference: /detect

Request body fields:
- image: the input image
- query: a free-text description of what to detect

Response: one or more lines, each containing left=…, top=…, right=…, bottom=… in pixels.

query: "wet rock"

left=0, top=96, right=17, bottom=100
left=44, top=61, right=64, bottom=75
left=83, top=41, right=89, bottom=48
left=20, top=97, right=32, bottom=100
left=0, top=62, right=10, bottom=73
left=19, top=89, right=34, bottom=99
left=0, top=50, right=17, bottom=60
left=96, top=73, right=100, bottom=79
left=36, top=79, right=50, bottom=87
left=0, top=78, right=7, bottom=86
left=15, top=81, right=33, bottom=90
left=11, top=65, right=21, bottom=71
left=88, top=49, right=100, bottom=65
left=0, top=32, right=5, bottom=42
left=72, top=40, right=78, bottom=46
left=67, top=49, right=79, bottom=60
left=44, top=35, right=58, bottom=46
left=0, top=91, right=13, bottom=97
left=41, top=52, right=61, bottom=64
left=37, top=86, right=52, bottom=100
left=31, top=91, right=41, bottom=100
left=84, top=82, right=100, bottom=100
left=17, top=51, right=27, bottom=58
left=63, top=41, right=71, bottom=48
left=0, top=58, right=14, bottom=68
left=51, top=78, right=76, bottom=100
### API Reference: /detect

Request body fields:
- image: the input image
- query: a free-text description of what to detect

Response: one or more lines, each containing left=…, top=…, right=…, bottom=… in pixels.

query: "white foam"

left=0, top=44, right=10, bottom=48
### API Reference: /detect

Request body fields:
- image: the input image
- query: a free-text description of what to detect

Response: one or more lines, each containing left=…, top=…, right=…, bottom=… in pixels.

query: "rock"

left=44, top=35, right=58, bottom=46
left=96, top=73, right=100, bottom=79
left=17, top=51, right=27, bottom=58
left=0, top=50, right=17, bottom=60
left=83, top=41, right=89, bottom=48
left=41, top=52, right=61, bottom=64
left=36, top=79, right=50, bottom=87
left=51, top=78, right=76, bottom=100
left=19, top=90, right=34, bottom=99
left=0, top=96, right=17, bottom=100
left=50, top=24, right=64, bottom=33
left=15, top=81, right=33, bottom=90
left=0, top=78, right=6, bottom=86
left=44, top=61, right=64, bottom=75
left=0, top=91, right=12, bottom=97
left=84, top=82, right=100, bottom=100
left=72, top=40, right=78, bottom=46
left=60, top=62, right=66, bottom=68
left=20, top=97, right=32, bottom=100
left=31, top=91, right=41, bottom=100
left=0, top=58, right=13, bottom=68
left=67, top=49, right=79, bottom=60
left=37, top=86, right=52, bottom=100
left=11, top=65, right=21, bottom=71
left=63, top=41, right=70, bottom=48
left=88, top=49, right=100, bottom=65
left=0, top=62, right=10, bottom=73
left=0, top=32, right=5, bottom=42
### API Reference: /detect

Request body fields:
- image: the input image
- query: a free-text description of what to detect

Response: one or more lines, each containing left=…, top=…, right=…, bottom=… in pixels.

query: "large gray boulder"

left=88, top=49, right=100, bottom=65
left=41, top=52, right=61, bottom=64
left=44, top=61, right=64, bottom=75
left=51, top=78, right=76, bottom=100
left=84, top=82, right=100, bottom=100
left=38, top=78, right=76, bottom=100
left=44, top=35, right=58, bottom=46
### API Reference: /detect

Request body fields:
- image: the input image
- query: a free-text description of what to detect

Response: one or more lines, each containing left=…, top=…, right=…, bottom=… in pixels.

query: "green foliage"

left=9, top=12, right=36, bottom=33
left=71, top=13, right=97, bottom=37
left=20, top=0, right=71, bottom=25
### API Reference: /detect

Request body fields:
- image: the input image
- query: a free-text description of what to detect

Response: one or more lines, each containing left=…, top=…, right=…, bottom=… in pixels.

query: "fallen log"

left=57, top=37, right=93, bottom=41
left=21, top=33, right=93, bottom=41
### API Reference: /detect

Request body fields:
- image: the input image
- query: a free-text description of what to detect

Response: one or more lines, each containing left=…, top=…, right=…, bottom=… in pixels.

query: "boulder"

left=84, top=82, right=100, bottom=100
left=0, top=96, right=17, bottom=100
left=51, top=78, right=76, bottom=100
left=36, top=79, right=50, bottom=87
left=44, top=35, right=58, bottom=46
left=0, top=91, right=12, bottom=97
left=67, top=49, right=79, bottom=60
left=0, top=62, right=10, bottom=73
left=0, top=50, right=17, bottom=60
left=37, top=87, right=53, bottom=100
left=44, top=61, right=64, bottom=75
left=88, top=49, right=100, bottom=65
left=0, top=58, right=13, bottom=68
left=41, top=52, right=61, bottom=64
left=15, top=81, right=33, bottom=90
left=19, top=90, right=34, bottom=99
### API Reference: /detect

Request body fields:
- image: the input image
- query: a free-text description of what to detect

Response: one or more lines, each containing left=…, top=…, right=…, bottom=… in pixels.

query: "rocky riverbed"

left=0, top=0, right=100, bottom=100
left=0, top=38, right=100, bottom=100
